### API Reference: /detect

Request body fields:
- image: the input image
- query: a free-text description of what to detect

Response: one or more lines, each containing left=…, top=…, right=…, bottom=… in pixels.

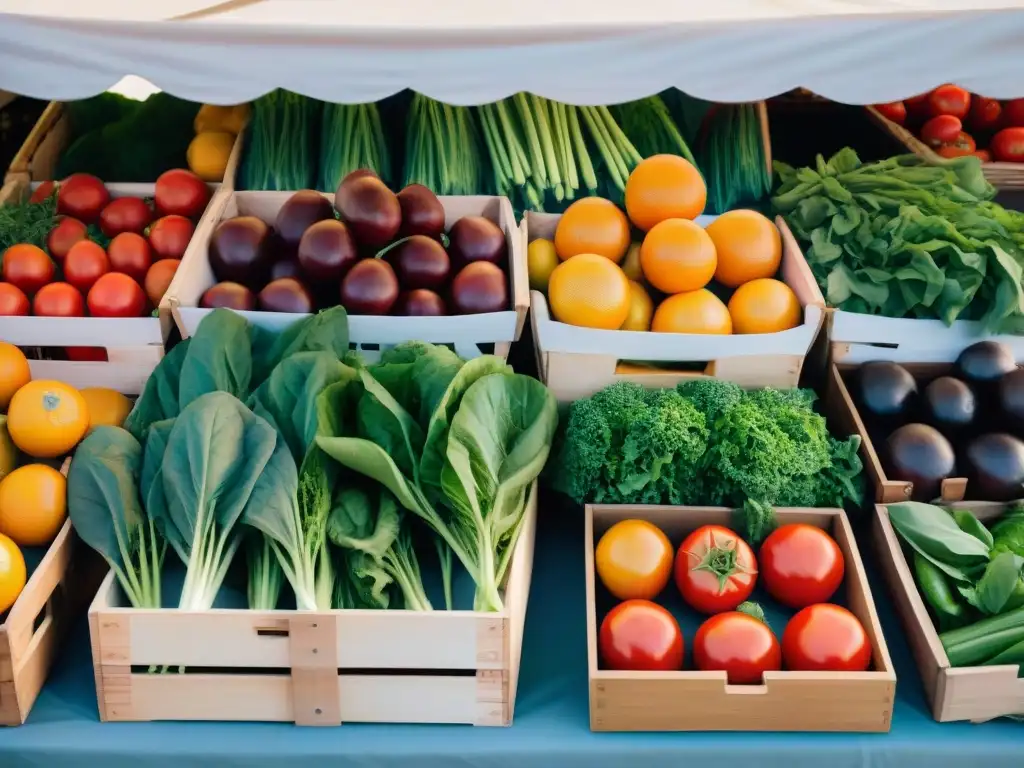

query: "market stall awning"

left=3, top=0, right=1024, bottom=105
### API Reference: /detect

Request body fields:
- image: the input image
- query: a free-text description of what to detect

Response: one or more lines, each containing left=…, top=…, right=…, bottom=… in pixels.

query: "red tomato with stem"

left=693, top=604, right=781, bottom=684
left=873, top=102, right=906, bottom=125
left=64, top=240, right=110, bottom=294
left=148, top=215, right=195, bottom=260
left=759, top=524, right=844, bottom=609
left=929, top=85, right=971, bottom=119
left=99, top=197, right=153, bottom=238
left=0, top=283, right=29, bottom=316
left=596, top=519, right=673, bottom=600
left=991, top=127, right=1024, bottom=162
left=107, top=232, right=152, bottom=284
left=968, top=97, right=1002, bottom=132
left=599, top=599, right=684, bottom=671
left=783, top=604, right=871, bottom=672
left=2, top=244, right=54, bottom=296
left=1001, top=99, right=1024, bottom=128
left=32, top=282, right=84, bottom=317
left=154, top=170, right=209, bottom=219
left=87, top=272, right=146, bottom=318
left=920, top=115, right=962, bottom=148
left=674, top=525, right=757, bottom=615
left=46, top=217, right=88, bottom=263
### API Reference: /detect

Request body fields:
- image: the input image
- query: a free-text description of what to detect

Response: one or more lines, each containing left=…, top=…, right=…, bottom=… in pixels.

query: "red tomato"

left=65, top=347, right=108, bottom=362
left=936, top=132, right=977, bottom=158
left=46, top=217, right=88, bottom=263
left=873, top=102, right=906, bottom=126
left=57, top=173, right=109, bottom=224
left=929, top=85, right=971, bottom=119
left=148, top=215, right=195, bottom=260
left=29, top=181, right=56, bottom=204
left=2, top=244, right=55, bottom=296
left=674, top=525, right=757, bottom=615
left=968, top=96, right=1002, bottom=132
left=596, top=519, right=673, bottom=600
left=87, top=272, right=146, bottom=318
left=32, top=282, right=84, bottom=317
left=1001, top=99, right=1024, bottom=128
left=64, top=240, right=110, bottom=294
left=0, top=283, right=29, bottom=316
left=154, top=169, right=209, bottom=219
left=759, top=524, right=844, bottom=609
left=107, top=232, right=152, bottom=284
left=991, top=127, right=1024, bottom=162
left=99, top=197, right=153, bottom=238
left=144, top=259, right=180, bottom=306
left=599, top=599, right=683, bottom=671
left=782, top=604, right=871, bottom=672
left=904, top=93, right=931, bottom=123
left=919, top=115, right=962, bottom=148
left=974, top=148, right=993, bottom=163
left=693, top=609, right=781, bottom=684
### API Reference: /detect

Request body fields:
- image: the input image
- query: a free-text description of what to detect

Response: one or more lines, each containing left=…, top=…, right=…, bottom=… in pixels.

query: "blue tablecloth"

left=1, top=508, right=1021, bottom=768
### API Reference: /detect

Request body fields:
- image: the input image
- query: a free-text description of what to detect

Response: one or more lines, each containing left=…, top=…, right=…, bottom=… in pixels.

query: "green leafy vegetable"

left=247, top=535, right=283, bottom=610
left=888, top=502, right=991, bottom=583
left=123, top=340, right=191, bottom=442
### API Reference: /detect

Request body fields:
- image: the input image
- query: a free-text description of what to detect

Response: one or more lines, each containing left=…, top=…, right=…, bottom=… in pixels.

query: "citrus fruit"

left=0, top=464, right=66, bottom=547
left=625, top=154, right=707, bottom=230
left=548, top=254, right=630, bottom=329
left=621, top=242, right=643, bottom=281
left=640, top=219, right=717, bottom=294
left=652, top=290, right=732, bottom=335
left=621, top=281, right=654, bottom=331
left=80, top=387, right=133, bottom=430
left=554, top=198, right=630, bottom=263
left=527, top=238, right=559, bottom=292
left=728, top=278, right=801, bottom=334
left=0, top=532, right=26, bottom=613
left=0, top=342, right=31, bottom=411
left=187, top=131, right=235, bottom=182
left=7, top=380, right=88, bottom=458
left=706, top=210, right=782, bottom=288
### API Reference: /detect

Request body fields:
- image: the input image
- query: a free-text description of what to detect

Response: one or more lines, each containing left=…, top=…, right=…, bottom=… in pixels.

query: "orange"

left=706, top=210, right=782, bottom=288
left=548, top=254, right=630, bottom=329
left=728, top=278, right=801, bottom=334
left=553, top=198, right=630, bottom=263
left=7, top=380, right=88, bottom=458
left=640, top=219, right=717, bottom=294
left=0, top=533, right=25, bottom=613
left=652, top=290, right=732, bottom=335
left=625, top=154, right=707, bottom=231
left=0, top=343, right=30, bottom=411
left=80, top=387, right=133, bottom=430
left=0, top=464, right=66, bottom=547
left=621, top=281, right=654, bottom=331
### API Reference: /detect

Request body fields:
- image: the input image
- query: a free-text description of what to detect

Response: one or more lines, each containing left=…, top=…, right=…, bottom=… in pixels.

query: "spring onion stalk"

left=613, top=95, right=698, bottom=166
left=319, top=102, right=392, bottom=192
left=240, top=90, right=319, bottom=191
left=404, top=94, right=482, bottom=195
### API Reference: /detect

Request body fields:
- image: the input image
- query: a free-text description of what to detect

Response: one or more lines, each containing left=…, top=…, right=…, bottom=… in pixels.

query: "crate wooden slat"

left=873, top=502, right=1024, bottom=722
left=88, top=483, right=538, bottom=725
left=585, top=504, right=896, bottom=732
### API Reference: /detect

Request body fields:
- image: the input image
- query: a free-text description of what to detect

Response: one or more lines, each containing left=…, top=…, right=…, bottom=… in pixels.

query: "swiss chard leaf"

left=178, top=310, right=253, bottom=411
left=123, top=340, right=191, bottom=441
left=140, top=418, right=175, bottom=535
left=356, top=368, right=425, bottom=481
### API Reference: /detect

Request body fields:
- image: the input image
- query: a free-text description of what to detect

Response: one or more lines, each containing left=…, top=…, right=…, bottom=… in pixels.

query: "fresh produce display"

left=873, top=87, right=1024, bottom=162
left=773, top=148, right=1024, bottom=332
left=845, top=340, right=1024, bottom=501
left=549, top=379, right=865, bottom=510
left=188, top=102, right=248, bottom=182
left=202, top=176, right=511, bottom=317
left=67, top=307, right=556, bottom=616
left=594, top=512, right=870, bottom=678
left=887, top=501, right=1024, bottom=674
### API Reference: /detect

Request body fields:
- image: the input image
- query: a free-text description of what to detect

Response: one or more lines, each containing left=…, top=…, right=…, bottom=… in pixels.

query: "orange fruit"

left=7, top=380, right=88, bottom=458
left=554, top=198, right=630, bottom=263
left=652, top=290, right=732, bottom=335
left=621, top=281, right=654, bottom=331
left=0, top=343, right=31, bottom=411
left=728, top=278, right=801, bottom=334
left=625, top=154, right=707, bottom=231
left=706, top=210, right=782, bottom=288
left=640, top=219, right=717, bottom=295
left=548, top=254, right=630, bottom=329
left=0, top=533, right=25, bottom=613
left=0, top=464, right=66, bottom=547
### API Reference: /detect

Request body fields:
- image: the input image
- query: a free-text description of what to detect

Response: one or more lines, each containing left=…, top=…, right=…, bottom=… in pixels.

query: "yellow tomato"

left=596, top=519, right=673, bottom=600
left=0, top=532, right=25, bottom=613
left=7, top=380, right=88, bottom=458
left=0, top=464, right=67, bottom=547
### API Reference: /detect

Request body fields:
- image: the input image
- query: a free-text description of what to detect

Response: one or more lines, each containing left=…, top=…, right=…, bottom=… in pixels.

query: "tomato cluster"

left=874, top=86, right=1024, bottom=162
left=595, top=519, right=871, bottom=682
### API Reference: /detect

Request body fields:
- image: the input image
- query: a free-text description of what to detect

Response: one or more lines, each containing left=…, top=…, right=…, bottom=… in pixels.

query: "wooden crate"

left=866, top=106, right=1024, bottom=191
left=873, top=502, right=1024, bottom=722
left=88, top=484, right=538, bottom=725
left=585, top=504, right=896, bottom=732
left=529, top=215, right=825, bottom=402
left=165, top=191, right=528, bottom=363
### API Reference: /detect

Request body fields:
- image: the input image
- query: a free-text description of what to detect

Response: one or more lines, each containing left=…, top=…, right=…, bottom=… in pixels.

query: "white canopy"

left=3, top=1, right=1024, bottom=106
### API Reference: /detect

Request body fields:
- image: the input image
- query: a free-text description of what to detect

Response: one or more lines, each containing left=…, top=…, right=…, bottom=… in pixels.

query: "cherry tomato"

left=1001, top=99, right=1024, bottom=128
left=154, top=169, right=209, bottom=219
left=46, top=216, right=88, bottom=263
left=920, top=115, right=962, bottom=148
left=974, top=148, right=993, bottom=163
left=148, top=215, right=195, bottom=261
left=929, top=85, right=971, bottom=119
left=935, top=132, right=977, bottom=158
left=144, top=259, right=180, bottom=307
left=873, top=102, right=906, bottom=126
left=968, top=96, right=1002, bottom=132
left=29, top=181, right=56, bottom=204
left=65, top=347, right=108, bottom=362
left=693, top=608, right=781, bottom=684
left=675, top=525, right=757, bottom=615
left=599, top=599, right=683, bottom=671
left=99, top=197, right=153, bottom=238
left=991, top=127, right=1024, bottom=162
left=57, top=173, right=109, bottom=224
left=596, top=519, right=673, bottom=600
left=64, top=240, right=110, bottom=294
left=2, top=244, right=55, bottom=297
left=782, top=604, right=871, bottom=672
left=107, top=232, right=152, bottom=284
left=759, top=524, right=844, bottom=609
left=32, top=282, right=84, bottom=317
left=0, top=283, right=29, bottom=316
left=87, top=272, right=146, bottom=318
left=904, top=93, right=931, bottom=123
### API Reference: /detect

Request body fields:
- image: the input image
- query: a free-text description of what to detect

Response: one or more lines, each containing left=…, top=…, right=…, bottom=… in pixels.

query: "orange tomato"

left=596, top=519, right=673, bottom=600
left=547, top=254, right=631, bottom=329
left=0, top=464, right=66, bottom=547
left=640, top=219, right=717, bottom=294
left=0, top=342, right=31, bottom=411
left=728, top=278, right=801, bottom=334
left=705, top=210, right=782, bottom=288
left=553, top=198, right=630, bottom=263
left=625, top=154, right=706, bottom=230
left=7, top=380, right=88, bottom=458
left=652, top=290, right=732, bottom=335
left=0, top=532, right=26, bottom=613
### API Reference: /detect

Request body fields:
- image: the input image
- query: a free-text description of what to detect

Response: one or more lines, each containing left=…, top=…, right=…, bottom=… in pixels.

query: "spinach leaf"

left=123, top=340, right=191, bottom=441
left=965, top=551, right=1024, bottom=615
left=251, top=306, right=350, bottom=387
left=888, top=502, right=991, bottom=583
left=992, top=506, right=1024, bottom=557
left=356, top=368, right=425, bottom=481
left=140, top=418, right=175, bottom=533
left=178, top=309, right=253, bottom=411
left=952, top=508, right=995, bottom=549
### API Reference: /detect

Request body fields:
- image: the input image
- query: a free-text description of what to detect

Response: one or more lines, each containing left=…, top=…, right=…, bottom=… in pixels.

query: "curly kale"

left=677, top=379, right=743, bottom=424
